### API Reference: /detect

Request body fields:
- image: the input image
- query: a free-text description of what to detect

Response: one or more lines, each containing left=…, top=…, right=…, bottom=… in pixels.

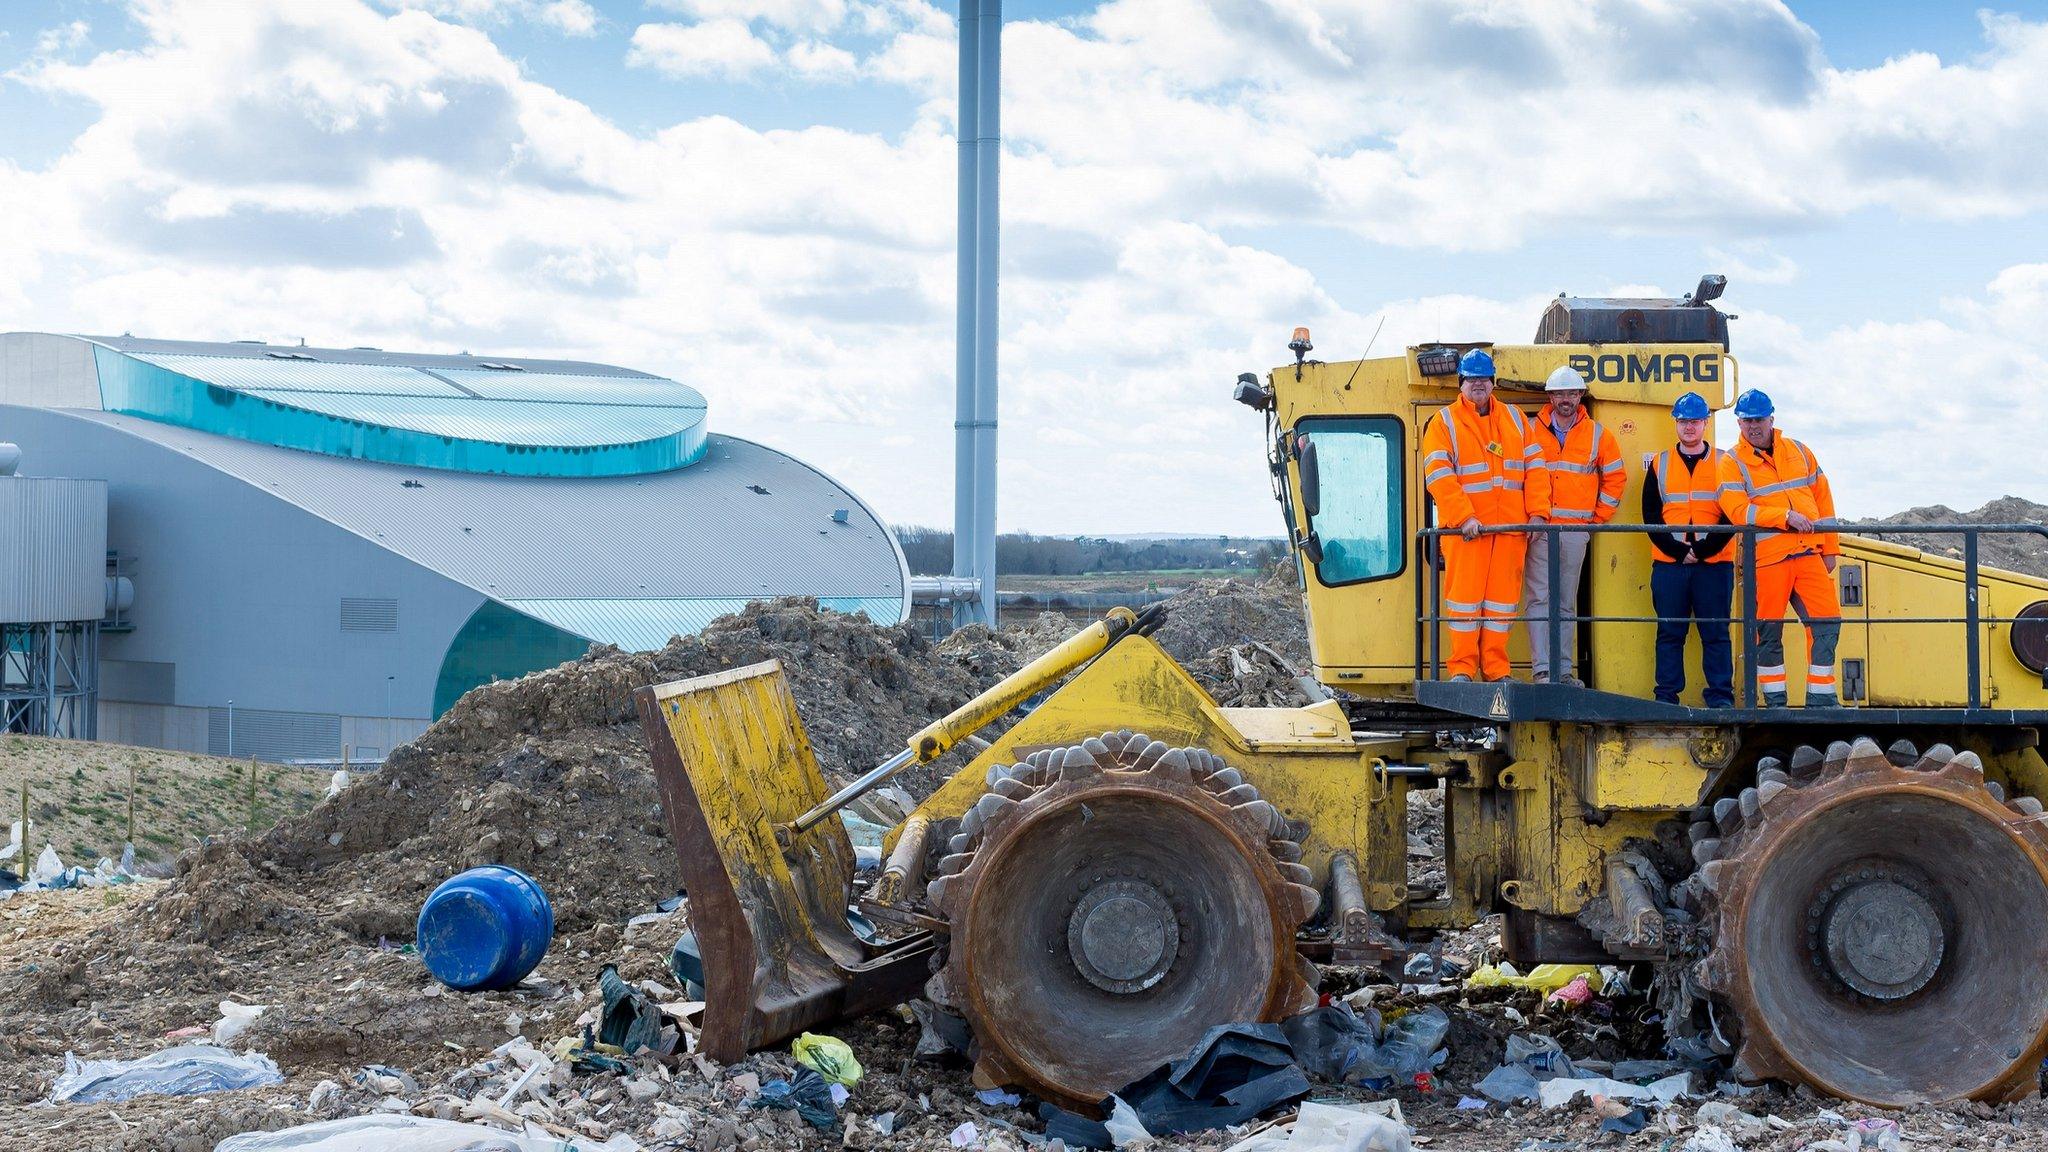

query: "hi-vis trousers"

left=1441, top=533, right=1527, bottom=681
left=1753, top=552, right=1840, bottom=704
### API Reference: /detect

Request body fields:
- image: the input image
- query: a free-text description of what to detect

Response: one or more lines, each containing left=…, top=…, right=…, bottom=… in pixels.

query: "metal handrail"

left=1412, top=521, right=2048, bottom=708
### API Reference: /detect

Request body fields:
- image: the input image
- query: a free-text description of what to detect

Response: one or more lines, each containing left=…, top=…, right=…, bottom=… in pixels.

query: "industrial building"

left=0, top=333, right=909, bottom=761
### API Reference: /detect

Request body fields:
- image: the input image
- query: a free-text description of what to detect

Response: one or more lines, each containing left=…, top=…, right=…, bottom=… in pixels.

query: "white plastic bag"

left=1103, top=1096, right=1153, bottom=1148
left=215, top=1002, right=269, bottom=1046
left=51, top=1044, right=282, bottom=1103
left=1224, top=1102, right=1412, bottom=1152
left=215, top=1114, right=597, bottom=1151
left=30, top=843, right=63, bottom=884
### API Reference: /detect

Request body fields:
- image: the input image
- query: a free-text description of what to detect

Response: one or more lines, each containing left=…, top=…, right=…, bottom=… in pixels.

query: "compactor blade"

left=635, top=660, right=935, bottom=1062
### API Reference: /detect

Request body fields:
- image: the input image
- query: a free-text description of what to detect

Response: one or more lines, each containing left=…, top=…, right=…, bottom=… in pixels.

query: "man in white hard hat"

left=1525, top=364, right=1625, bottom=686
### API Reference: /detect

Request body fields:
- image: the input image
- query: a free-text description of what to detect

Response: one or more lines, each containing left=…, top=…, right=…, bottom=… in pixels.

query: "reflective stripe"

left=1422, top=450, right=1451, bottom=467
left=1662, top=492, right=1692, bottom=505
left=1745, top=507, right=1759, bottom=526
left=1546, top=460, right=1596, bottom=474
left=1425, top=467, right=1453, bottom=486
left=1552, top=507, right=1593, bottom=520
left=1751, top=475, right=1816, bottom=497
left=1597, top=492, right=1620, bottom=507
left=1482, top=600, right=1519, bottom=613
left=1601, top=457, right=1624, bottom=473
left=1443, top=598, right=1482, bottom=613
left=1504, top=458, right=1525, bottom=471
left=1716, top=482, right=1742, bottom=494
left=1461, top=481, right=1494, bottom=493
left=1502, top=480, right=1524, bottom=490
left=1483, top=620, right=1514, bottom=632
left=1735, top=456, right=1756, bottom=490
left=1809, top=665, right=1835, bottom=677
left=1523, top=444, right=1542, bottom=457
left=1457, top=461, right=1490, bottom=475
left=1445, top=620, right=1480, bottom=633
left=1588, top=422, right=1605, bottom=471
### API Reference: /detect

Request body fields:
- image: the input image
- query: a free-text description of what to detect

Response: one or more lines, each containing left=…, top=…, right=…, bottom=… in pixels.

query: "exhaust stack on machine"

left=951, top=0, right=1000, bottom=629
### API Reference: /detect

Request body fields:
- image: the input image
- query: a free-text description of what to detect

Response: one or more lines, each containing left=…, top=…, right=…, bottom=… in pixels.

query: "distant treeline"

left=894, top=527, right=1286, bottom=576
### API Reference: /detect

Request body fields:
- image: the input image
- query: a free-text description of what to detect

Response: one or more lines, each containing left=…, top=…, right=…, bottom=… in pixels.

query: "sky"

left=2, top=1, right=2046, bottom=537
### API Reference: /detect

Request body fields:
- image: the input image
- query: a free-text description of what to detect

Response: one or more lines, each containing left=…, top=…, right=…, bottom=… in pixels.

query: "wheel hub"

left=1068, top=878, right=1180, bottom=993
left=1808, top=867, right=1946, bottom=1001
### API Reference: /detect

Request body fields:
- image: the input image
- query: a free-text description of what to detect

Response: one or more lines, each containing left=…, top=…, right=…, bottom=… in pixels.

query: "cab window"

left=1299, top=416, right=1404, bottom=585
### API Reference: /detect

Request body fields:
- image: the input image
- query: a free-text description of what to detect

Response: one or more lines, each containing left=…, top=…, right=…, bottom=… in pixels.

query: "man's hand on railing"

left=1786, top=511, right=1816, bottom=533
left=1460, top=517, right=1482, bottom=540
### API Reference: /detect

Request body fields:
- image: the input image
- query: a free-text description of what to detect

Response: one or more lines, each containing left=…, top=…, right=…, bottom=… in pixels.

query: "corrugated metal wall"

left=0, top=477, right=107, bottom=623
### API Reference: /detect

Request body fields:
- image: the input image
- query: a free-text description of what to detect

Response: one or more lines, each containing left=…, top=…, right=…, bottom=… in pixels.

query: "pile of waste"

left=0, top=829, right=138, bottom=900
left=1860, top=495, right=2048, bottom=576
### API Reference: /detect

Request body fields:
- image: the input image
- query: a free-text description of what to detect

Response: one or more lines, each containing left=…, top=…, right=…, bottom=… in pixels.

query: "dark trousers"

left=1652, top=561, right=1735, bottom=707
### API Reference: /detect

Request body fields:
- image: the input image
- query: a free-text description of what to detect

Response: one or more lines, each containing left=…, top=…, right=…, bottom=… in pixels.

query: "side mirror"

left=1301, top=530, right=1324, bottom=566
left=1297, top=435, right=1320, bottom=518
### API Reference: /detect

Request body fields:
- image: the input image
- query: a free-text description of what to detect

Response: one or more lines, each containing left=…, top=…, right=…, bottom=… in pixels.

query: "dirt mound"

left=1859, top=495, right=2048, bottom=577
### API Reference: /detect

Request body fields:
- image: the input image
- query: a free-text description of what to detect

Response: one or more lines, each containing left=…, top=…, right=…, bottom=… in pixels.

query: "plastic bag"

left=1102, top=1096, right=1152, bottom=1149
left=1222, top=1101, right=1411, bottom=1152
left=215, top=1002, right=268, bottom=1046
left=30, top=843, right=63, bottom=885
left=1464, top=963, right=1603, bottom=994
left=792, top=1032, right=863, bottom=1086
left=52, top=1044, right=282, bottom=1103
left=214, top=1114, right=591, bottom=1150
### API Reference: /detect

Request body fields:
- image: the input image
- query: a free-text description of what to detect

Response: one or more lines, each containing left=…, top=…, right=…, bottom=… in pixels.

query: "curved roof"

left=16, top=334, right=710, bottom=477
left=47, top=408, right=910, bottom=641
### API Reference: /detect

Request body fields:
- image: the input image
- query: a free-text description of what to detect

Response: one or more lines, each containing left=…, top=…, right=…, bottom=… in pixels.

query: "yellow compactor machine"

left=637, top=276, right=2048, bottom=1109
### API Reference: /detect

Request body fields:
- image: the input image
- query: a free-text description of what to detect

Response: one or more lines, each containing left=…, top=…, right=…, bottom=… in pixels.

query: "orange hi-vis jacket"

left=1422, top=396, right=1553, bottom=527
left=1717, top=431, right=1839, bottom=567
left=1532, top=410, right=1624, bottom=523
left=1648, top=447, right=1736, bottom=563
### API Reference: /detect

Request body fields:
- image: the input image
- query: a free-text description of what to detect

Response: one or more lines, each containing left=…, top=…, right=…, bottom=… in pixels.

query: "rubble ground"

left=5, top=571, right=2048, bottom=1150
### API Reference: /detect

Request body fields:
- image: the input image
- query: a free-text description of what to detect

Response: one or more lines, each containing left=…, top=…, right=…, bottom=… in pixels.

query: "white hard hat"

left=1545, top=365, right=1589, bottom=392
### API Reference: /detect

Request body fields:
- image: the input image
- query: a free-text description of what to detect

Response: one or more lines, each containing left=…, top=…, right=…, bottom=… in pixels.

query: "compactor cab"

left=639, top=277, right=2048, bottom=1111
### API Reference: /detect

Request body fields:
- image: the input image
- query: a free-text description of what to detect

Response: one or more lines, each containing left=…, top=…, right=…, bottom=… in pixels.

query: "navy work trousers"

left=1651, top=561, right=1735, bottom=707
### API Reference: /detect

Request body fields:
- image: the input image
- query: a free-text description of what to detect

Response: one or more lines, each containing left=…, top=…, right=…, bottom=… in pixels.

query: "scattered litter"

left=1695, top=1101, right=1765, bottom=1134
left=1114, top=1021, right=1310, bottom=1134
left=50, top=1044, right=283, bottom=1103
left=910, top=998, right=972, bottom=1059
left=1536, top=1072, right=1690, bottom=1109
left=1597, top=1105, right=1649, bottom=1134
left=1455, top=1097, right=1487, bottom=1110
left=949, top=1121, right=982, bottom=1147
left=1103, top=1096, right=1153, bottom=1148
left=598, top=965, right=675, bottom=1055
left=357, top=1064, right=420, bottom=1096
left=749, top=1066, right=837, bottom=1129
left=828, top=1082, right=850, bottom=1106
left=213, top=1114, right=604, bottom=1150
left=1681, top=1126, right=1738, bottom=1152
left=213, top=1001, right=268, bottom=1046
left=977, top=1087, right=1023, bottom=1108
left=872, top=1111, right=897, bottom=1136
left=1222, top=1100, right=1412, bottom=1152
left=327, top=769, right=350, bottom=797
left=792, top=1031, right=863, bottom=1086
left=1465, top=963, right=1603, bottom=995
left=1545, top=974, right=1596, bottom=1006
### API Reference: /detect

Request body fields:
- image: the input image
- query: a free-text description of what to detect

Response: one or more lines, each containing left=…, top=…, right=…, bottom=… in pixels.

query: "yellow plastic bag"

left=793, top=1032, right=863, bottom=1086
left=1465, top=963, right=1604, bottom=994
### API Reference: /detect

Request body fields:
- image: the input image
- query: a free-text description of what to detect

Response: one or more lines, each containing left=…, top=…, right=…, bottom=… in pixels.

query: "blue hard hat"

left=1458, top=349, right=1495, bottom=378
left=1672, top=391, right=1711, bottom=420
left=1733, top=389, right=1774, bottom=419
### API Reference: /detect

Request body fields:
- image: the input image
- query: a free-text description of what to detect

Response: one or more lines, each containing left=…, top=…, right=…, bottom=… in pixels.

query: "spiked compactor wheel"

left=924, top=731, right=1320, bottom=1110
left=1689, top=737, right=2048, bottom=1105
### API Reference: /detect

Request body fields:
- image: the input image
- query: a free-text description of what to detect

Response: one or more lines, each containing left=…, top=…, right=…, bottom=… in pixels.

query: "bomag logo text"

left=1566, top=353, right=1721, bottom=385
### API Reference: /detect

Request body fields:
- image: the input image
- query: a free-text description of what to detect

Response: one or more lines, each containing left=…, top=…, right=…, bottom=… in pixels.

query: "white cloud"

left=374, top=0, right=601, bottom=35
left=628, top=20, right=779, bottom=80
left=32, top=20, right=92, bottom=57
left=1702, top=243, right=1800, bottom=286
left=646, top=0, right=850, bottom=35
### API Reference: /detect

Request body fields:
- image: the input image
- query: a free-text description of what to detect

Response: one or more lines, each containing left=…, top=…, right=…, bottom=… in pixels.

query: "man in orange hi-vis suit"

left=1717, top=389, right=1841, bottom=708
left=1421, top=349, right=1552, bottom=682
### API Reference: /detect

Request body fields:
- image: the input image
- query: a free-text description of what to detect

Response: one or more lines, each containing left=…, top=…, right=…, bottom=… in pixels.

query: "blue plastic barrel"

left=416, top=865, right=555, bottom=991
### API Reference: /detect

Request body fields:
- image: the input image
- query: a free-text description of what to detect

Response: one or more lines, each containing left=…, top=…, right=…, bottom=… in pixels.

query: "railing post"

left=1546, top=524, right=1563, bottom=686
left=1741, top=530, right=1758, bottom=709
left=1965, top=529, right=1981, bottom=710
left=1413, top=531, right=1425, bottom=681
left=1429, top=531, right=1443, bottom=680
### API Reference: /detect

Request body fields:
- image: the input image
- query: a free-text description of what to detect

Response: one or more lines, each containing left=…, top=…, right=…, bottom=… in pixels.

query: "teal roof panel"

left=94, top=346, right=709, bottom=477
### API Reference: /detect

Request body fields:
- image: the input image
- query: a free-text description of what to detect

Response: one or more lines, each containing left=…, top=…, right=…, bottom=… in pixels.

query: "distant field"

left=0, top=736, right=330, bottom=871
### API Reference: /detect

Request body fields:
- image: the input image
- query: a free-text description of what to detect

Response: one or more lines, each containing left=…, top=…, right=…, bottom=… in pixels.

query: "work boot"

left=1449, top=674, right=1473, bottom=683
left=1805, top=693, right=1840, bottom=709
left=1532, top=671, right=1550, bottom=684
left=1762, top=692, right=1788, bottom=709
left=1559, top=674, right=1585, bottom=688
